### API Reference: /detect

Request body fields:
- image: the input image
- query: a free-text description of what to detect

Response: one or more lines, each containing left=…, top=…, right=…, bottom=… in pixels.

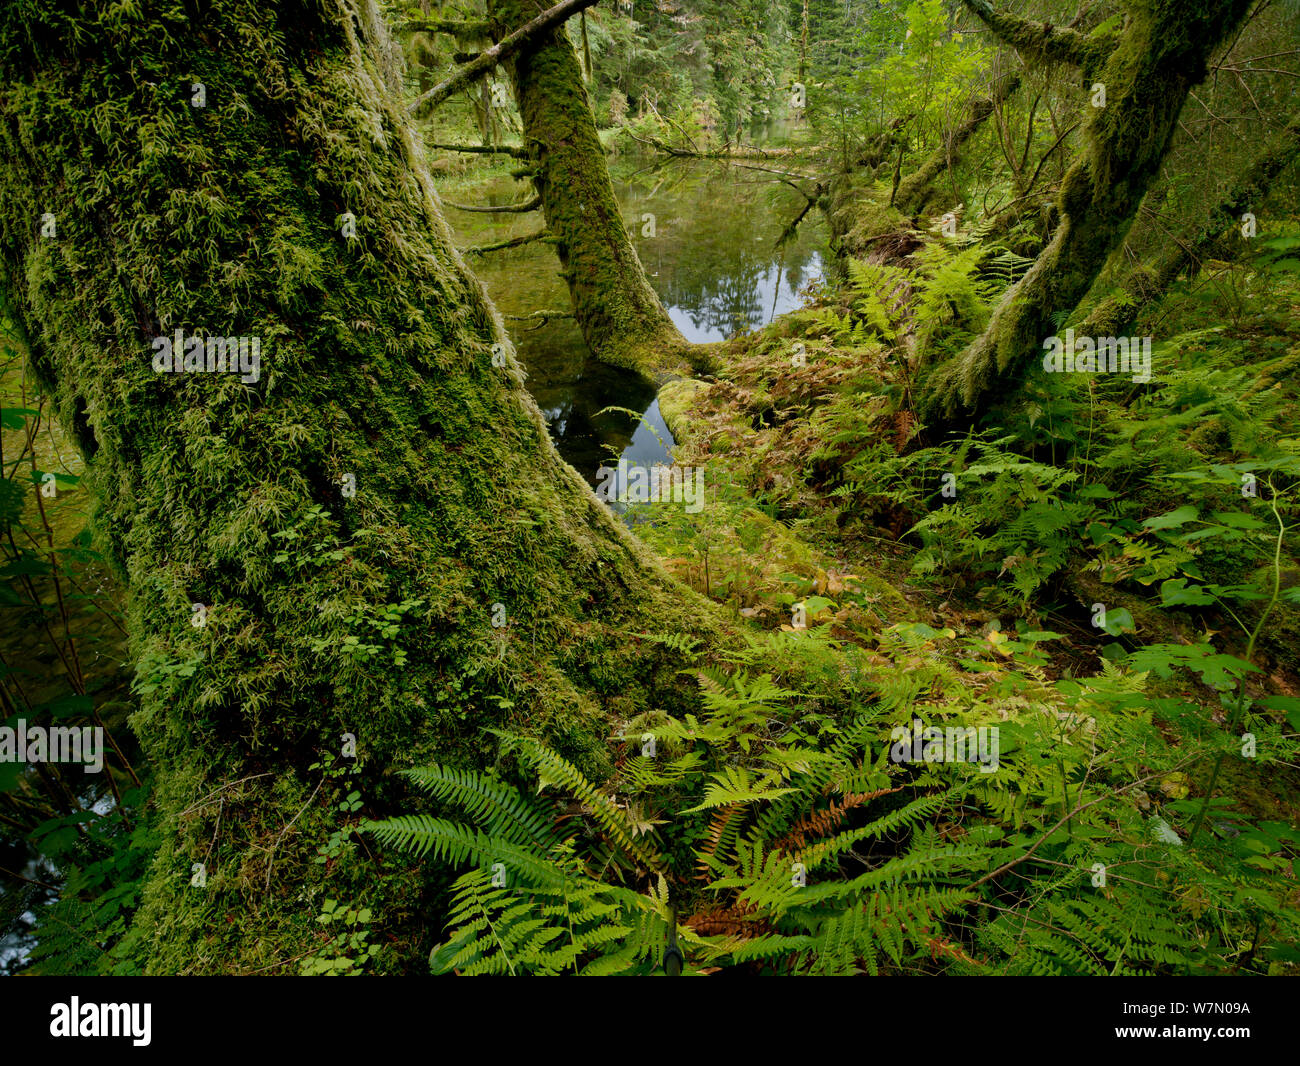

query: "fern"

left=498, top=733, right=667, bottom=873
left=429, top=860, right=649, bottom=976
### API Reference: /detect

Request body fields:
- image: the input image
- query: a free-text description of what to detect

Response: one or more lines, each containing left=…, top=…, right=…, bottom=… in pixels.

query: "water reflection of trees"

left=615, top=160, right=826, bottom=342
left=448, top=154, right=829, bottom=476
left=517, top=327, right=659, bottom=485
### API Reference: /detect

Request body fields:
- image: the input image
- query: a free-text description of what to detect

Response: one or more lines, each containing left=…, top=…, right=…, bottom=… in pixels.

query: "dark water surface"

left=445, top=153, right=829, bottom=482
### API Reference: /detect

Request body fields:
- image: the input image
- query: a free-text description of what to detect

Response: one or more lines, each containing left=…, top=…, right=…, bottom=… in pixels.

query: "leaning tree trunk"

left=488, top=0, right=705, bottom=378
left=892, top=72, right=1021, bottom=216
left=0, top=0, right=712, bottom=973
left=1077, top=110, right=1300, bottom=338
left=920, top=0, right=1256, bottom=421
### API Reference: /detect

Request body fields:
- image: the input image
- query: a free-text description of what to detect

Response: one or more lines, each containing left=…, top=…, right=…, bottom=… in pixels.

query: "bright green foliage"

left=300, top=898, right=381, bottom=976
left=368, top=606, right=1300, bottom=974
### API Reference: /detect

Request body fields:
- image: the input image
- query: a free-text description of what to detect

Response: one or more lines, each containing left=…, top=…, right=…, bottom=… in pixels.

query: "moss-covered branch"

left=443, top=194, right=543, bottom=213
left=425, top=141, right=529, bottom=158
left=463, top=228, right=556, bottom=254
left=959, top=0, right=1113, bottom=75
left=503, top=309, right=574, bottom=328
left=398, top=18, right=493, bottom=38
left=624, top=129, right=815, bottom=164
left=409, top=0, right=601, bottom=117
left=1077, top=111, right=1300, bottom=337
left=893, top=72, right=1021, bottom=214
left=921, top=0, right=1257, bottom=421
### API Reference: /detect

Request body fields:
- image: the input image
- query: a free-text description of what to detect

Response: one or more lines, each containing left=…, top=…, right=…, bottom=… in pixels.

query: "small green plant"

left=300, top=898, right=381, bottom=976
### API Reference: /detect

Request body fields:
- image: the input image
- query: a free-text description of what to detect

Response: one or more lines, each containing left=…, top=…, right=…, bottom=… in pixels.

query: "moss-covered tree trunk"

left=0, top=0, right=710, bottom=973
left=488, top=0, right=705, bottom=378
left=921, top=0, right=1255, bottom=420
left=1077, top=111, right=1300, bottom=338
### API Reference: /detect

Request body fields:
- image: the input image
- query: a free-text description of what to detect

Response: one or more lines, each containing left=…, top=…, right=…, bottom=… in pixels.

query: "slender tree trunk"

left=489, top=0, right=705, bottom=378
left=0, top=0, right=710, bottom=972
left=800, top=0, right=810, bottom=85
left=921, top=0, right=1255, bottom=421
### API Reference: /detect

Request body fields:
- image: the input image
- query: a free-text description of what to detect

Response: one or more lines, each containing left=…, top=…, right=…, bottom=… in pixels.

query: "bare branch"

left=443, top=195, right=543, bottom=214
left=409, top=0, right=600, bottom=118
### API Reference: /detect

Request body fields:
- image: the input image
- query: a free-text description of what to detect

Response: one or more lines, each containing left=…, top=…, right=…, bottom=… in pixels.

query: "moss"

left=823, top=172, right=916, bottom=267
left=922, top=0, right=1257, bottom=422
left=0, top=0, right=723, bottom=972
left=892, top=73, right=1020, bottom=216
left=656, top=377, right=709, bottom=443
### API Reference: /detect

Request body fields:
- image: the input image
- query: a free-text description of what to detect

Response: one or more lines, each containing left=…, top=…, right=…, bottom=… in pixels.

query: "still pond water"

left=446, top=152, right=829, bottom=481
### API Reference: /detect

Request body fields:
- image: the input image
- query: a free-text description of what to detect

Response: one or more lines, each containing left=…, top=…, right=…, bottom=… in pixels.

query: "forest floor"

left=643, top=223, right=1300, bottom=830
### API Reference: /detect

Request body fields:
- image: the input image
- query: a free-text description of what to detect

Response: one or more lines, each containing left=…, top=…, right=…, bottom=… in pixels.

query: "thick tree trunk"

left=0, top=0, right=711, bottom=972
left=921, top=0, right=1255, bottom=421
left=489, top=0, right=704, bottom=378
left=1077, top=111, right=1300, bottom=338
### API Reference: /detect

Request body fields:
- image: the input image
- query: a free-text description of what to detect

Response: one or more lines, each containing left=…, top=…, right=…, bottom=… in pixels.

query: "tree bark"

left=921, top=0, right=1256, bottom=421
left=488, top=0, right=704, bottom=378
left=958, top=0, right=1114, bottom=74
left=408, top=0, right=601, bottom=117
left=0, top=0, right=711, bottom=972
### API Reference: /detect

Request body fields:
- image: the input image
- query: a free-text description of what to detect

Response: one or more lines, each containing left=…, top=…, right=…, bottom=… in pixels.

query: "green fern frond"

left=361, top=815, right=570, bottom=889
left=400, top=764, right=562, bottom=851
left=684, top=765, right=800, bottom=812
left=498, top=733, right=667, bottom=873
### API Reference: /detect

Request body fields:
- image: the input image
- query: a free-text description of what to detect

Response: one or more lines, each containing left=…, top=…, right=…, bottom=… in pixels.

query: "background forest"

left=1, top=0, right=1299, bottom=978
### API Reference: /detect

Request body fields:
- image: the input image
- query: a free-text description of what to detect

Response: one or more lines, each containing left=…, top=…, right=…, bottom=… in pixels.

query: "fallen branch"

left=397, top=18, right=492, bottom=38
left=730, top=160, right=824, bottom=202
left=426, top=141, right=529, bottom=159
left=623, top=128, right=816, bottom=163
left=463, top=230, right=555, bottom=255
left=774, top=196, right=817, bottom=247
left=503, top=309, right=574, bottom=329
left=409, top=0, right=600, bottom=118
left=443, top=194, right=543, bottom=214
left=644, top=98, right=700, bottom=155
